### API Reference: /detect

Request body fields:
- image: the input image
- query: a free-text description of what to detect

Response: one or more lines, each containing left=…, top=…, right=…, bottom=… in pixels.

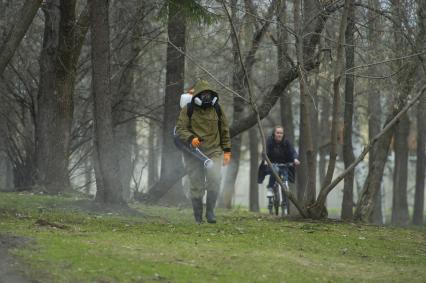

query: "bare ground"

left=0, top=234, right=36, bottom=283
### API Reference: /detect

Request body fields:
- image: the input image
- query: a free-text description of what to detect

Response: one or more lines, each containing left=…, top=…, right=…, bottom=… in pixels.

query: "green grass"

left=0, top=192, right=425, bottom=283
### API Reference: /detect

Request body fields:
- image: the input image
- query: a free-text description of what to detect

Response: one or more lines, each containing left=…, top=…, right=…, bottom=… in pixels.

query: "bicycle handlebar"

left=271, top=162, right=294, bottom=167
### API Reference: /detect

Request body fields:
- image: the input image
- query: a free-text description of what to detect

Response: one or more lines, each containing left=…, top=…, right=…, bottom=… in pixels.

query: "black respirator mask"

left=193, top=91, right=218, bottom=109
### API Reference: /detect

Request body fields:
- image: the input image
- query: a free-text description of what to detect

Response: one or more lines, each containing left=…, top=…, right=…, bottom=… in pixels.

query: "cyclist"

left=265, top=126, right=300, bottom=197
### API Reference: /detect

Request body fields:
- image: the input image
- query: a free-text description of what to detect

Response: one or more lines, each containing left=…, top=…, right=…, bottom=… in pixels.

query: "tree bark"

left=152, top=1, right=187, bottom=204
left=277, top=0, right=297, bottom=214
left=413, top=90, right=426, bottom=225
left=0, top=0, right=42, bottom=75
left=277, top=0, right=294, bottom=143
left=111, top=1, right=142, bottom=201
left=249, top=127, right=259, bottom=212
left=341, top=0, right=355, bottom=220
left=148, top=120, right=159, bottom=188
left=413, top=0, right=426, bottom=225
left=36, top=1, right=89, bottom=194
left=220, top=0, right=242, bottom=209
left=320, top=0, right=350, bottom=192
left=306, top=0, right=351, bottom=218
left=412, top=0, right=426, bottom=225
left=318, top=92, right=331, bottom=187
left=89, top=0, right=124, bottom=204
left=391, top=114, right=410, bottom=225
left=294, top=0, right=322, bottom=207
left=367, top=0, right=384, bottom=224
left=35, top=0, right=61, bottom=192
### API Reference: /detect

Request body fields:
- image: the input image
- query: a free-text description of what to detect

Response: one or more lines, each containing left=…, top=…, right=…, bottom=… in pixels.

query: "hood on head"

left=193, top=79, right=217, bottom=96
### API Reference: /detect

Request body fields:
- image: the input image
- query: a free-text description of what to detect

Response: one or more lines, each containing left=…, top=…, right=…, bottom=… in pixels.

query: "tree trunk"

left=277, top=1, right=299, bottom=214
left=36, top=1, right=89, bottom=194
left=319, top=0, right=349, bottom=192
left=220, top=0, right=243, bottom=209
left=35, top=0, right=61, bottom=192
left=305, top=0, right=351, bottom=219
left=147, top=120, right=159, bottom=188
left=111, top=1, right=142, bottom=201
left=367, top=0, right=384, bottom=224
left=389, top=0, right=423, bottom=225
left=249, top=127, right=259, bottom=212
left=413, top=90, right=426, bottom=225
left=0, top=0, right=42, bottom=75
left=155, top=1, right=187, bottom=205
left=318, top=93, right=331, bottom=186
left=0, top=129, right=13, bottom=191
left=412, top=0, right=426, bottom=225
left=277, top=0, right=294, bottom=143
left=355, top=113, right=403, bottom=222
left=90, top=0, right=124, bottom=204
left=294, top=0, right=322, bottom=207
left=0, top=1, right=16, bottom=191
left=391, top=114, right=410, bottom=225
left=341, top=0, right=355, bottom=220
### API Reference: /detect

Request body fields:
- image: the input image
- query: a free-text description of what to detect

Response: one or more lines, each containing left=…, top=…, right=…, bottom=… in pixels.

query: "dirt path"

left=0, top=234, right=36, bottom=283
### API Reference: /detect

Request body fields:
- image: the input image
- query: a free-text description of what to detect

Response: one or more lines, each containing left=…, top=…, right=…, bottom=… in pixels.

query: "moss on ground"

left=0, top=192, right=425, bottom=283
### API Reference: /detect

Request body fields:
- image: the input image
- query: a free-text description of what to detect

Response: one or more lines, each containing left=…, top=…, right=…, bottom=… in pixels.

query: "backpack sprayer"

left=173, top=93, right=214, bottom=169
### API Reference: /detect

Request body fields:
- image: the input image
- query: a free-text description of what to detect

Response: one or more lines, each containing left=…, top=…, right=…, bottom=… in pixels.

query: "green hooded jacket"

left=176, top=80, right=231, bottom=157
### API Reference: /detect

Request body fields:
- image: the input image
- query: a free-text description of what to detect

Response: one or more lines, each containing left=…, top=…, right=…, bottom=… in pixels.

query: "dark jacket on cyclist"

left=258, top=134, right=298, bottom=184
left=266, top=135, right=298, bottom=164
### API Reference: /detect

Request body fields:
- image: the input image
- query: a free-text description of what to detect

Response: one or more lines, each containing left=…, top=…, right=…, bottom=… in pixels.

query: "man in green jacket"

left=176, top=79, right=231, bottom=224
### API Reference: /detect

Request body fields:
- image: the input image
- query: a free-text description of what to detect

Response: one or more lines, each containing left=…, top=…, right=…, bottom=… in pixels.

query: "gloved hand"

left=191, top=137, right=202, bottom=148
left=223, top=152, right=232, bottom=166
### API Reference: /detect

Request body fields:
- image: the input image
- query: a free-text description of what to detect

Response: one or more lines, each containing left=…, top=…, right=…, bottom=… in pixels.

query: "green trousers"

left=183, top=151, right=222, bottom=199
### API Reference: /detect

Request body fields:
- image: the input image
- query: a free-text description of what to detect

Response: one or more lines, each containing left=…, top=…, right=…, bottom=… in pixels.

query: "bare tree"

left=220, top=0, right=243, bottom=208
left=36, top=0, right=89, bottom=193
left=412, top=0, right=426, bottom=226
left=145, top=0, right=187, bottom=204
left=111, top=1, right=143, bottom=201
left=306, top=0, right=351, bottom=218
left=341, top=0, right=355, bottom=220
left=89, top=0, right=124, bottom=204
left=276, top=0, right=296, bottom=214
left=367, top=0, right=384, bottom=224
left=355, top=0, right=425, bottom=222
left=293, top=0, right=322, bottom=208
left=413, top=81, right=426, bottom=225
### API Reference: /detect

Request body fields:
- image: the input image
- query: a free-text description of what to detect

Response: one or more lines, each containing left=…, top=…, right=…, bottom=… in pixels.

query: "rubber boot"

left=191, top=198, right=203, bottom=224
left=205, top=191, right=218, bottom=223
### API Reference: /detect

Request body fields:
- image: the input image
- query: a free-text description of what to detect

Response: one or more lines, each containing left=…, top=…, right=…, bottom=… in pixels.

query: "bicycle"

left=266, top=163, right=293, bottom=216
